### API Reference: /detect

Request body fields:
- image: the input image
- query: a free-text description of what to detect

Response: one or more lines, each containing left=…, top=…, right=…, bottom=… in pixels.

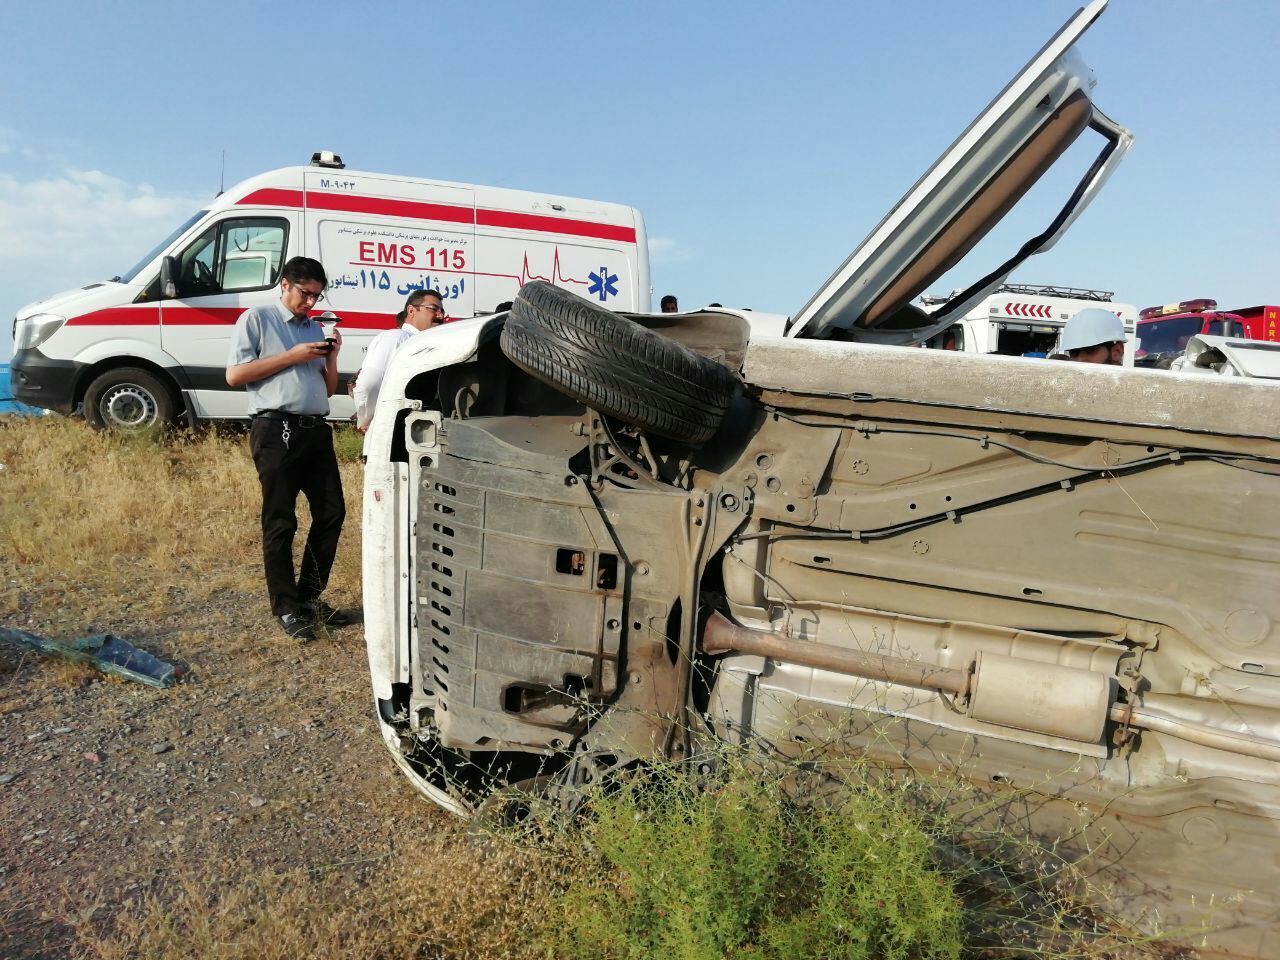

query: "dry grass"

left=0, top=417, right=363, bottom=622
left=74, top=838, right=568, bottom=960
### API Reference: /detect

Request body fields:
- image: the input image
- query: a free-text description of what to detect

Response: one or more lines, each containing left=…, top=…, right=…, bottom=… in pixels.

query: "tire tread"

left=500, top=282, right=736, bottom=443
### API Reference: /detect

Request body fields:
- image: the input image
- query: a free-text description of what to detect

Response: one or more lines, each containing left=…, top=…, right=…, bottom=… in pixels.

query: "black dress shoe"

left=300, top=600, right=358, bottom=627
left=277, top=613, right=316, bottom=642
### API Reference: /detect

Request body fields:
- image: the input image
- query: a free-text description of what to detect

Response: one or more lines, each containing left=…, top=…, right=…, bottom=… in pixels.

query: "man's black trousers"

left=248, top=416, right=346, bottom=617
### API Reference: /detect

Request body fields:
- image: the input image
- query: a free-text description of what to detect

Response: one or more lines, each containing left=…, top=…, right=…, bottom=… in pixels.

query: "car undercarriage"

left=365, top=311, right=1280, bottom=958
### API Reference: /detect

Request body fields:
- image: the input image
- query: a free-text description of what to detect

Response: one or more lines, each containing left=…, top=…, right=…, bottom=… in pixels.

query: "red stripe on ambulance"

left=475, top=209, right=636, bottom=243
left=305, top=311, right=397, bottom=330
left=67, top=306, right=397, bottom=330
left=236, top=190, right=636, bottom=243
left=64, top=307, right=160, bottom=326
left=242, top=189, right=474, bottom=226
left=157, top=307, right=242, bottom=326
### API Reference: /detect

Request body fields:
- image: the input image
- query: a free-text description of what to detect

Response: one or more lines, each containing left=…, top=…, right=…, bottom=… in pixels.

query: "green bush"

left=332, top=424, right=364, bottom=463
left=760, top=792, right=963, bottom=960
left=547, top=761, right=963, bottom=960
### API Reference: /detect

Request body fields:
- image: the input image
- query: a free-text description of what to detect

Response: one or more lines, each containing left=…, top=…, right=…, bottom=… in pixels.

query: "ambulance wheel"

left=83, top=367, right=179, bottom=432
left=500, top=280, right=737, bottom=444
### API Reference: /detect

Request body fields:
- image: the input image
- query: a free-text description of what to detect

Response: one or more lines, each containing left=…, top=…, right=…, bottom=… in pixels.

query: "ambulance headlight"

left=13, top=313, right=66, bottom=351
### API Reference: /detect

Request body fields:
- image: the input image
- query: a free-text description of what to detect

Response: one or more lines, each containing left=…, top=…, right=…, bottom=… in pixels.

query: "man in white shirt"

left=353, top=289, right=447, bottom=435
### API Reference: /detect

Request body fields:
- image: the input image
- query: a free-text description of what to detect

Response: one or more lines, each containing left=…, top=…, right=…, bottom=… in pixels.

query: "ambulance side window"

left=172, top=217, right=289, bottom=298
left=218, top=218, right=288, bottom=292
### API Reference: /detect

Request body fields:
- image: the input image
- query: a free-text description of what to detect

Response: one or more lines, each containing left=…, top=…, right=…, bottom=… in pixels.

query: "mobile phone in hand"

left=317, top=311, right=341, bottom=348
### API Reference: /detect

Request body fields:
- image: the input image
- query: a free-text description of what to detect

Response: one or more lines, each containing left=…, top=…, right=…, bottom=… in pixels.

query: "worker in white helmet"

left=1060, top=307, right=1127, bottom=365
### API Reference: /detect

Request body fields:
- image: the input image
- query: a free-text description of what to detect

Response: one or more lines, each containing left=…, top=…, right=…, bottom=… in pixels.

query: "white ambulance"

left=920, top=283, right=1138, bottom=364
left=9, top=152, right=650, bottom=429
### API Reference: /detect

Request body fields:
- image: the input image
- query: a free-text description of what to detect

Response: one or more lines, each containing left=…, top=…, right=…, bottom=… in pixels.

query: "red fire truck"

left=1134, top=299, right=1279, bottom=368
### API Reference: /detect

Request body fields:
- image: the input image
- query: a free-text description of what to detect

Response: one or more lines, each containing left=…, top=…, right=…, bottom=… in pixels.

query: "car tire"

left=500, top=280, right=738, bottom=444
left=83, top=367, right=179, bottom=432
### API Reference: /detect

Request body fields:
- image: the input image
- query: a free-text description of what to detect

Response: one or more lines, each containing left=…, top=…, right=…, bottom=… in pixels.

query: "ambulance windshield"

left=117, top=210, right=208, bottom=284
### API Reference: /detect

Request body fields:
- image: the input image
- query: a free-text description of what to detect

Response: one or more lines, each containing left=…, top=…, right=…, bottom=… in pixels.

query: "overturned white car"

left=1170, top=334, right=1280, bottom=380
left=362, top=3, right=1280, bottom=956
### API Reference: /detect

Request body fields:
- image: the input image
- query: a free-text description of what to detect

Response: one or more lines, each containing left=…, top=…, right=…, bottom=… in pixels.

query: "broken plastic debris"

left=0, top=628, right=188, bottom=688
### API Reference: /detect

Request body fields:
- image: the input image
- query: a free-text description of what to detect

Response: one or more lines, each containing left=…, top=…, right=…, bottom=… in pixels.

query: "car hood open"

left=787, top=0, right=1132, bottom=344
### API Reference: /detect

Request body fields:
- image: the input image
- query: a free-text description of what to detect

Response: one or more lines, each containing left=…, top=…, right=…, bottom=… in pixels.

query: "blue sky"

left=2, top=0, right=1278, bottom=359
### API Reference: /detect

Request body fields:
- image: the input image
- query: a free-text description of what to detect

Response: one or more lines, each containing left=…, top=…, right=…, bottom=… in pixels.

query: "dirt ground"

left=0, top=582, right=464, bottom=958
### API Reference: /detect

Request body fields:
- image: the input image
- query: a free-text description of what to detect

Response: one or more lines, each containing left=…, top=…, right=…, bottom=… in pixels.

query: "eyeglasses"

left=289, top=284, right=326, bottom=303
left=414, top=303, right=446, bottom=315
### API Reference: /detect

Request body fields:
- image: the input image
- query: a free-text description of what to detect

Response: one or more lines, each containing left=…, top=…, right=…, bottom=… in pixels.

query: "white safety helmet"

left=1061, top=307, right=1127, bottom=352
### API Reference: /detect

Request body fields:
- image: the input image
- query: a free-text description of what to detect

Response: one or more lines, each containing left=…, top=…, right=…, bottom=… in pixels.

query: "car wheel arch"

left=78, top=359, right=186, bottom=430
left=72, top=354, right=189, bottom=409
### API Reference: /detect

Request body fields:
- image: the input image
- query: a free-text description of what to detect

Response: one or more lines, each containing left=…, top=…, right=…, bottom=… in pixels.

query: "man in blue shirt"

left=226, top=257, right=349, bottom=641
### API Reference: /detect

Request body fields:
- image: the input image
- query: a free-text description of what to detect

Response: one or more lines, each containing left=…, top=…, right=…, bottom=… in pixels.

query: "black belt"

left=253, top=410, right=327, bottom=427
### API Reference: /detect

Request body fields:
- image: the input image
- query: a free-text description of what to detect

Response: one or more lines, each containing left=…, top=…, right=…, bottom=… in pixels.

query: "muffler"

left=703, top=612, right=1280, bottom=761
left=702, top=611, right=1113, bottom=744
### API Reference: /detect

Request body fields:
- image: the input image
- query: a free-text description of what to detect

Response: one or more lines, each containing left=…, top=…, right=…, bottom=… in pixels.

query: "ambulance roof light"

left=310, top=151, right=345, bottom=169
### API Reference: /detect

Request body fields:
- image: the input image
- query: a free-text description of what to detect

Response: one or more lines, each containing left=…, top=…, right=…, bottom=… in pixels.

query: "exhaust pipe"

left=702, top=611, right=1111, bottom=743
left=703, top=612, right=1280, bottom=760
left=702, top=611, right=971, bottom=696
